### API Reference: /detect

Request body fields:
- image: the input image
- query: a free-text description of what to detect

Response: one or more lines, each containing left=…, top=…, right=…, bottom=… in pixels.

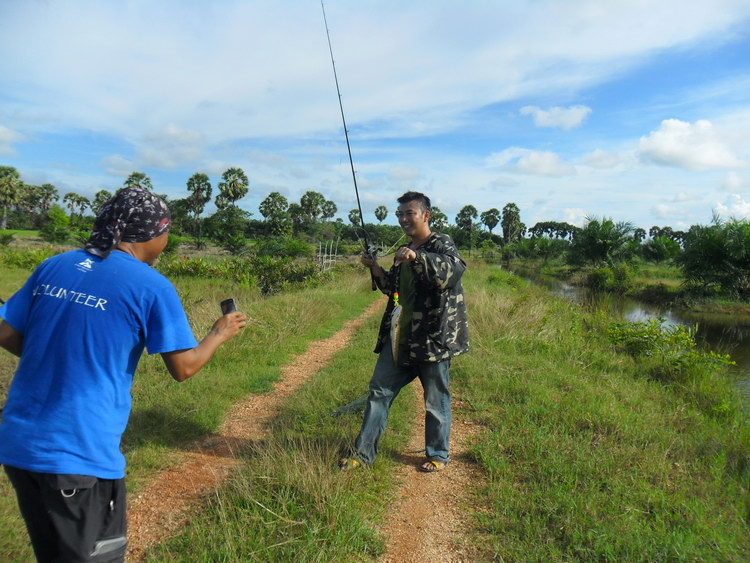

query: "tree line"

left=2, top=164, right=746, bottom=298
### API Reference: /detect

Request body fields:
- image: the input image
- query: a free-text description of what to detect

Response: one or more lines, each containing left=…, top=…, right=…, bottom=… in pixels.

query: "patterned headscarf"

left=85, top=187, right=172, bottom=258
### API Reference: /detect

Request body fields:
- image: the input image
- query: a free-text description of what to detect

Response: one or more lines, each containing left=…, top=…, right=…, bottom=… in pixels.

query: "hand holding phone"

left=220, top=298, right=237, bottom=315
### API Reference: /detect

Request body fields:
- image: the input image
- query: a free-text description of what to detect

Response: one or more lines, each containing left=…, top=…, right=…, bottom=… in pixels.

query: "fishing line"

left=320, top=1, right=371, bottom=254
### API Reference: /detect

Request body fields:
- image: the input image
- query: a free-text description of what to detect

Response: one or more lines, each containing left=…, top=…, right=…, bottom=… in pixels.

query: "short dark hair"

left=397, top=191, right=431, bottom=212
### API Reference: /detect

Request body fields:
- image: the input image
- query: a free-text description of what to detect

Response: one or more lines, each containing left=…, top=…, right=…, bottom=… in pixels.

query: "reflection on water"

left=513, top=269, right=750, bottom=396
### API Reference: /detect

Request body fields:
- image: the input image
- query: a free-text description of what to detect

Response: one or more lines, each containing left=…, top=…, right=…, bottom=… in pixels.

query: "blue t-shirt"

left=0, top=249, right=198, bottom=479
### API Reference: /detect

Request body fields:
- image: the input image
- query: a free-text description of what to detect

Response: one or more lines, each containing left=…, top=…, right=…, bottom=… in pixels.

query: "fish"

left=390, top=303, right=402, bottom=365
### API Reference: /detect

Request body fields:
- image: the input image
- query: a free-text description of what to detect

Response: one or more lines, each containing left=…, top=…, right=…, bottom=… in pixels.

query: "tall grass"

left=455, top=264, right=750, bottom=560
left=3, top=261, right=749, bottom=561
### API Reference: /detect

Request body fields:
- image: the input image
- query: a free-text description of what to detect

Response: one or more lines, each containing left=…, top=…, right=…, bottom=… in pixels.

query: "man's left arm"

left=0, top=321, right=23, bottom=357
left=411, top=236, right=466, bottom=290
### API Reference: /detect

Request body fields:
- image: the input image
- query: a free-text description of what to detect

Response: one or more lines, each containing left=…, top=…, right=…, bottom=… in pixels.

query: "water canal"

left=512, top=268, right=750, bottom=397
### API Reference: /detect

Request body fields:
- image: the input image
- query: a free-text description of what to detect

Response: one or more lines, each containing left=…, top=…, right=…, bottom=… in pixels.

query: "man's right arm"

left=160, top=312, right=247, bottom=382
left=0, top=321, right=23, bottom=357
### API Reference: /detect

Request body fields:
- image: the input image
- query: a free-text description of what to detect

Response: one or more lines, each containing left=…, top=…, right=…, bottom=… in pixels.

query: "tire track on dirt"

left=126, top=297, right=385, bottom=561
left=379, top=386, right=484, bottom=562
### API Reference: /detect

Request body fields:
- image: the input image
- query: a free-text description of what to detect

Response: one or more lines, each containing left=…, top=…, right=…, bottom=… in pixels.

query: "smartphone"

left=220, top=298, right=237, bottom=315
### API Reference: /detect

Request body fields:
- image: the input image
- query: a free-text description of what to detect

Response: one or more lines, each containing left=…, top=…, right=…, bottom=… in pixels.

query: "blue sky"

left=1, top=0, right=749, bottom=230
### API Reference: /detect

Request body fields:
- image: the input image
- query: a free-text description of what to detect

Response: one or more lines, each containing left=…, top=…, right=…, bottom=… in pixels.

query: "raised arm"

left=161, top=311, right=247, bottom=382
left=0, top=320, right=23, bottom=357
left=411, top=236, right=466, bottom=290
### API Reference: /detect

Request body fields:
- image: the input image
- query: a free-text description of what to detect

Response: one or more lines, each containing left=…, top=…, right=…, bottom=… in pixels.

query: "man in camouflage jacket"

left=340, top=191, right=469, bottom=473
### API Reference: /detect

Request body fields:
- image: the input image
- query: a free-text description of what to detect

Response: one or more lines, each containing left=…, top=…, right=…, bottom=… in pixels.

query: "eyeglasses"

left=395, top=210, right=422, bottom=218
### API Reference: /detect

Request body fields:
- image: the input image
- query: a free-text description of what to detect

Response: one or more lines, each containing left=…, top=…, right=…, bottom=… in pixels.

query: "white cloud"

left=135, top=124, right=206, bottom=169
left=653, top=203, right=688, bottom=221
left=487, top=147, right=576, bottom=177
left=487, top=147, right=575, bottom=176
left=563, top=208, right=586, bottom=226
left=580, top=148, right=621, bottom=169
left=520, top=105, right=592, bottom=129
left=486, top=147, right=527, bottom=168
left=387, top=166, right=422, bottom=181
left=101, top=155, right=134, bottom=177
left=720, top=171, right=748, bottom=192
left=489, top=176, right=520, bottom=188
left=715, top=194, right=750, bottom=219
left=639, top=118, right=744, bottom=170
left=517, top=151, right=576, bottom=177
left=0, top=124, right=24, bottom=156
left=2, top=2, right=749, bottom=144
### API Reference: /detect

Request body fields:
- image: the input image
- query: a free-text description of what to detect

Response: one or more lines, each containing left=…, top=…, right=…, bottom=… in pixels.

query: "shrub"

left=39, top=205, right=70, bottom=244
left=642, top=235, right=681, bottom=263
left=254, top=237, right=312, bottom=258
left=568, top=216, right=634, bottom=266
left=678, top=217, right=750, bottom=298
left=221, top=233, right=247, bottom=255
left=0, top=231, right=14, bottom=247
left=163, top=233, right=182, bottom=256
left=608, top=318, right=735, bottom=417
left=0, top=247, right=56, bottom=270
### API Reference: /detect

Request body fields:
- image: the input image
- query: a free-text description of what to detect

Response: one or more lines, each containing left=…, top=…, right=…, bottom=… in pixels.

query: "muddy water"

left=514, top=270, right=750, bottom=397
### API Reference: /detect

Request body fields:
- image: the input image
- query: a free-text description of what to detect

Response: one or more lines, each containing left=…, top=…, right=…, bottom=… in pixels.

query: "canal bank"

left=509, top=265, right=750, bottom=396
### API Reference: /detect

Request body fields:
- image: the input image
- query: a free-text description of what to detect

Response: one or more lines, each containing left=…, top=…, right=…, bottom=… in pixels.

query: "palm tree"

left=0, top=166, right=21, bottom=230
left=480, top=208, right=500, bottom=234
left=38, top=183, right=59, bottom=215
left=501, top=203, right=524, bottom=244
left=300, top=190, right=326, bottom=221
left=63, top=192, right=90, bottom=221
left=568, top=216, right=634, bottom=266
left=124, top=171, right=153, bottom=191
left=217, top=167, right=249, bottom=208
left=259, top=191, right=288, bottom=218
left=455, top=205, right=478, bottom=231
left=93, top=190, right=113, bottom=213
left=375, top=205, right=388, bottom=223
left=186, top=173, right=212, bottom=240
left=321, top=199, right=337, bottom=221
left=430, top=206, right=449, bottom=231
left=348, top=209, right=361, bottom=227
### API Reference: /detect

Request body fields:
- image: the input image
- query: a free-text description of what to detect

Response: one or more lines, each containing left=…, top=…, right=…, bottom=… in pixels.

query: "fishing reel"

left=365, top=244, right=379, bottom=261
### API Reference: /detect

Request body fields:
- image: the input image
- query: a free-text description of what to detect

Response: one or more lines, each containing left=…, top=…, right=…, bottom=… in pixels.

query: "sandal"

left=338, top=457, right=362, bottom=471
left=418, top=460, right=448, bottom=473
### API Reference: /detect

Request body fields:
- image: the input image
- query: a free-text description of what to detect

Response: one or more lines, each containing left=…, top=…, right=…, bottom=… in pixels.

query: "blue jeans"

left=354, top=339, right=451, bottom=465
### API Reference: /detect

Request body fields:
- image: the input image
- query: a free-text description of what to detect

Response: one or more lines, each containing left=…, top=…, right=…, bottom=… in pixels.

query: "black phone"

left=220, top=298, right=237, bottom=315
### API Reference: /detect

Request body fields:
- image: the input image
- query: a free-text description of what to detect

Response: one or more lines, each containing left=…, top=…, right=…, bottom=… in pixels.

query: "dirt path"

left=126, top=297, right=385, bottom=561
left=379, top=388, right=483, bottom=562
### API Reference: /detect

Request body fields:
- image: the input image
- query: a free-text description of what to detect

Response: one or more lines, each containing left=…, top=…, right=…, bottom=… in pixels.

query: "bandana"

left=85, top=187, right=172, bottom=258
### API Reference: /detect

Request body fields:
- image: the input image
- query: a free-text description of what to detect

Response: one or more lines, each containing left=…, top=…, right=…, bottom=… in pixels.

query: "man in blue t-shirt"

left=0, top=187, right=248, bottom=562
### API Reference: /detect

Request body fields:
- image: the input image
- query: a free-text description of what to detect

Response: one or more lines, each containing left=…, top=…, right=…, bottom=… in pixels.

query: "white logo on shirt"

left=76, top=258, right=95, bottom=273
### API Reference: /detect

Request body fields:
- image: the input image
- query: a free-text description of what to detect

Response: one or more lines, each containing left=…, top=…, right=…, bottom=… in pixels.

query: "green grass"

left=455, top=264, right=750, bottom=560
left=0, top=266, right=381, bottom=561
left=3, top=260, right=750, bottom=561
left=146, top=306, right=414, bottom=562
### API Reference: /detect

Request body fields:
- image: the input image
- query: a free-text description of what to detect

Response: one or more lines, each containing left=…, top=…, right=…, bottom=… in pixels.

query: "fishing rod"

left=320, top=1, right=374, bottom=262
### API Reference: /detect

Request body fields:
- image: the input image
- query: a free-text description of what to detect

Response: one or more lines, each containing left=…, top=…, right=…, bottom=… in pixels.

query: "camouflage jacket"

left=373, top=231, right=469, bottom=364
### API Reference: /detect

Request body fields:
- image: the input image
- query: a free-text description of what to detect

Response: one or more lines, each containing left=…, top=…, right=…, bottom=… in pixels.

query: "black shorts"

left=4, top=465, right=127, bottom=563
